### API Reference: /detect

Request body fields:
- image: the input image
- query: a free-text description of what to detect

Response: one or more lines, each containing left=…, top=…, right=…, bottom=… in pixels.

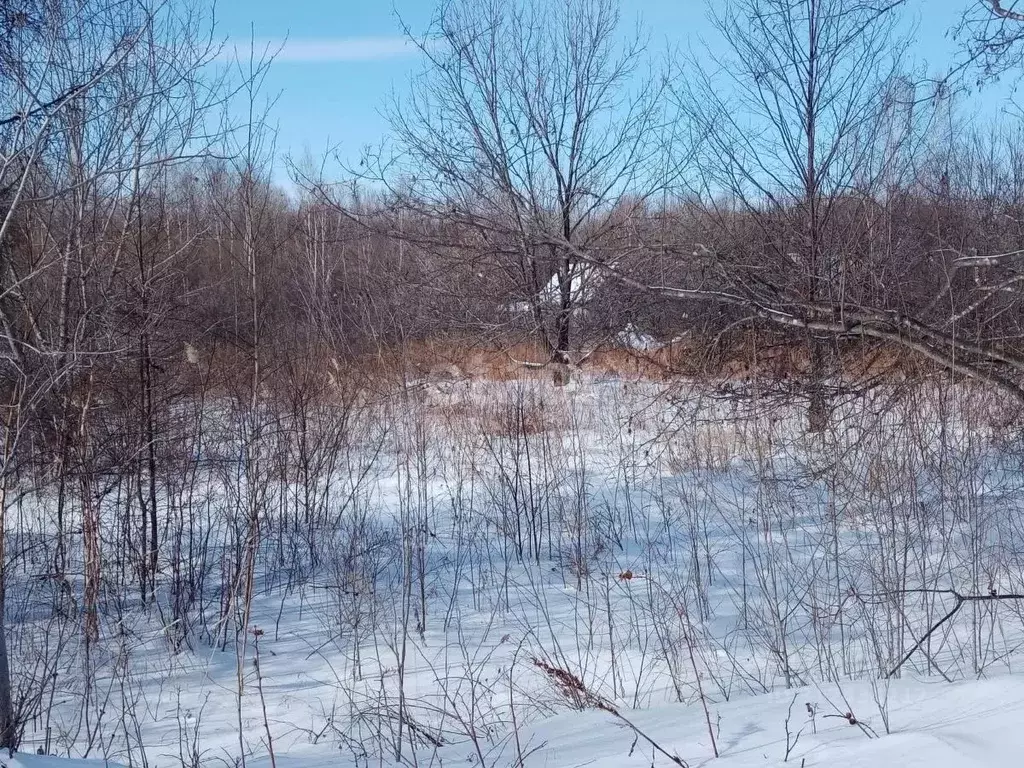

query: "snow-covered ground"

left=9, top=377, right=1024, bottom=766
left=525, top=674, right=1024, bottom=768
left=11, top=673, right=1024, bottom=766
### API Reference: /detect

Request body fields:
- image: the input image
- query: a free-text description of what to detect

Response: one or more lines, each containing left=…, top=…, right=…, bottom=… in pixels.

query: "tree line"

left=2, top=0, right=1024, bottom=752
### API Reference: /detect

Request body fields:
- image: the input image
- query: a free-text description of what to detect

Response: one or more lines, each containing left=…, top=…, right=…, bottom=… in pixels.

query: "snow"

left=528, top=676, right=1024, bottom=767
left=9, top=377, right=1024, bottom=766
left=17, top=673, right=1024, bottom=766
left=505, top=263, right=602, bottom=317
left=538, top=264, right=602, bottom=307
left=0, top=755, right=124, bottom=768
left=617, top=322, right=661, bottom=351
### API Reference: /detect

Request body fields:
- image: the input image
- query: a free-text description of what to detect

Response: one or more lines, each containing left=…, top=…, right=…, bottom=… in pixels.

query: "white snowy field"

left=8, top=375, right=1024, bottom=766
left=10, top=674, right=1024, bottom=767
left=522, top=673, right=1024, bottom=768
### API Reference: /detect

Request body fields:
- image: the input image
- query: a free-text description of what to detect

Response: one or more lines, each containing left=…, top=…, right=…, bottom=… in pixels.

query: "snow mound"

left=0, top=756, right=123, bottom=768
left=526, top=676, right=1024, bottom=768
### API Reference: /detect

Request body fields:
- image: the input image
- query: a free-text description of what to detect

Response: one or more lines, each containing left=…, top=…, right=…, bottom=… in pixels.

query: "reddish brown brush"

left=531, top=658, right=615, bottom=713
left=531, top=657, right=689, bottom=767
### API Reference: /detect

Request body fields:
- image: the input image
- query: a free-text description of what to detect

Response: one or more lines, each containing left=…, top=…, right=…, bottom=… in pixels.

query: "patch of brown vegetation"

left=349, top=334, right=942, bottom=388
left=171, top=332, right=948, bottom=405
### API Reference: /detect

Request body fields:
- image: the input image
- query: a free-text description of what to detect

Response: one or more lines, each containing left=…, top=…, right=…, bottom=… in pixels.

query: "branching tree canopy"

left=0, top=0, right=233, bottom=747
left=357, top=0, right=673, bottom=363
left=961, top=0, right=1024, bottom=76
left=530, top=0, right=1024, bottom=418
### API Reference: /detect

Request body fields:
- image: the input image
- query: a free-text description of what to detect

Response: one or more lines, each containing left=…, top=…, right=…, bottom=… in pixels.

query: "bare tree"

left=535, top=0, right=1024, bottom=415
left=352, top=0, right=670, bottom=369
left=0, top=0, right=231, bottom=749
left=675, top=0, right=909, bottom=427
left=960, top=0, right=1024, bottom=77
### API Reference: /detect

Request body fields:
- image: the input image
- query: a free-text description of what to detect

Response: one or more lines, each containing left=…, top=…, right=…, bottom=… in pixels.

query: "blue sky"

left=211, top=0, right=1020, bottom=172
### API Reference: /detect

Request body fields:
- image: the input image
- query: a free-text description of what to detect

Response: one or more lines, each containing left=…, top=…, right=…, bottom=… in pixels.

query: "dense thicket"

left=6, top=0, right=1024, bottom=757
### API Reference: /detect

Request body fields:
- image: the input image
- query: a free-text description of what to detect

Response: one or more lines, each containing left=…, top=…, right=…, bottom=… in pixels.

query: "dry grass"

left=175, top=334, right=957, bottom=412
left=367, top=336, right=935, bottom=385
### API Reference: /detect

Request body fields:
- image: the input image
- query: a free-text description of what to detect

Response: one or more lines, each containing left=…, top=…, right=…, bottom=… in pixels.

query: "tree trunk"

left=807, top=335, right=831, bottom=433
left=0, top=477, right=14, bottom=750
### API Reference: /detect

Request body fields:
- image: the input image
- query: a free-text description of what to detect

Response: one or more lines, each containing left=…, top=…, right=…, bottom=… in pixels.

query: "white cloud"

left=223, top=36, right=416, bottom=63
